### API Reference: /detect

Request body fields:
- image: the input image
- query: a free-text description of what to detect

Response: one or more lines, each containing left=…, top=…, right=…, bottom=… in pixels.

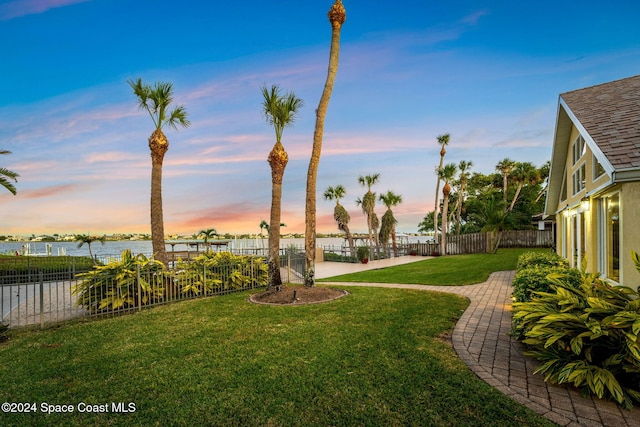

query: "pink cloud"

left=0, top=0, right=90, bottom=21
left=17, top=183, right=81, bottom=199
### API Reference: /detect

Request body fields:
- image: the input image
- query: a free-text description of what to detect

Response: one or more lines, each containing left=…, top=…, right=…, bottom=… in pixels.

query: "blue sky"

left=1, top=0, right=640, bottom=236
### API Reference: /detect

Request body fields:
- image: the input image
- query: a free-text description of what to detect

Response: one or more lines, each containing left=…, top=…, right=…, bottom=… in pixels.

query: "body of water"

left=0, top=235, right=432, bottom=258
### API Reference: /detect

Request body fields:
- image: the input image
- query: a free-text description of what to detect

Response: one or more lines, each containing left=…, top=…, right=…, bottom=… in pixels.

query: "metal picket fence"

left=0, top=252, right=305, bottom=329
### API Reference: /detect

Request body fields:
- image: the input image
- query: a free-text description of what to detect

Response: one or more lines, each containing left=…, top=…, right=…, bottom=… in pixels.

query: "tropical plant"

left=259, top=220, right=268, bottom=250
left=262, top=84, right=303, bottom=291
left=304, top=0, right=346, bottom=288
left=128, top=78, right=190, bottom=265
left=356, top=246, right=369, bottom=263
left=357, top=173, right=380, bottom=260
left=379, top=191, right=403, bottom=257
left=75, top=234, right=106, bottom=264
left=433, top=133, right=450, bottom=237
left=512, top=252, right=640, bottom=409
left=73, top=249, right=166, bottom=313
left=324, top=185, right=355, bottom=258
left=454, top=160, right=473, bottom=234
left=469, top=194, right=511, bottom=253
left=438, top=163, right=457, bottom=256
left=0, top=149, right=19, bottom=195
left=173, top=251, right=267, bottom=296
left=496, top=158, right=516, bottom=205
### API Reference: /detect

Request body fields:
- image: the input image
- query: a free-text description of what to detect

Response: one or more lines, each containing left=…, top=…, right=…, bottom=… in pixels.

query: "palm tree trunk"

left=508, top=183, right=524, bottom=212
left=149, top=129, right=168, bottom=265
left=344, top=225, right=355, bottom=259
left=391, top=227, right=398, bottom=257
left=440, top=194, right=449, bottom=256
left=304, top=1, right=345, bottom=287
left=268, top=141, right=287, bottom=291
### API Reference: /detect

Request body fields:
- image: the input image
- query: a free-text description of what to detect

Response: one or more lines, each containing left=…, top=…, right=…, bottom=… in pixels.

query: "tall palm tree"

left=454, top=160, right=473, bottom=234
left=379, top=191, right=403, bottom=257
left=496, top=158, right=516, bottom=206
left=304, top=0, right=346, bottom=288
left=438, top=163, right=457, bottom=256
left=75, top=234, right=106, bottom=264
left=508, top=162, right=540, bottom=212
left=357, top=173, right=380, bottom=259
left=128, top=78, right=190, bottom=266
left=262, top=84, right=303, bottom=291
left=0, top=149, right=19, bottom=195
left=324, top=185, right=355, bottom=258
left=433, top=133, right=450, bottom=240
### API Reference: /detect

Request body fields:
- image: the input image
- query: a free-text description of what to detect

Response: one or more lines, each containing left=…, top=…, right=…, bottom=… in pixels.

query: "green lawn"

left=0, top=284, right=553, bottom=426
left=319, top=248, right=550, bottom=285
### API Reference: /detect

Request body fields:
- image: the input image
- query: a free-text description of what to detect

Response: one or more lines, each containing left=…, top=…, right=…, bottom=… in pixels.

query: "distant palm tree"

left=128, top=78, right=190, bottom=266
left=0, top=149, right=19, bottom=195
left=259, top=220, right=269, bottom=251
left=324, top=185, right=355, bottom=258
left=496, top=158, right=516, bottom=206
left=379, top=191, right=403, bottom=257
left=262, top=84, right=303, bottom=291
left=438, top=163, right=457, bottom=256
left=455, top=160, right=473, bottom=234
left=358, top=173, right=380, bottom=258
left=304, top=0, right=346, bottom=288
left=433, top=133, right=450, bottom=239
left=198, top=228, right=218, bottom=251
left=76, top=234, right=106, bottom=264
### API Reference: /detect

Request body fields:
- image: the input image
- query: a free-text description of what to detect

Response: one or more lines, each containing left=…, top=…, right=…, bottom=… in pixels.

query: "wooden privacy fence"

left=400, top=229, right=553, bottom=256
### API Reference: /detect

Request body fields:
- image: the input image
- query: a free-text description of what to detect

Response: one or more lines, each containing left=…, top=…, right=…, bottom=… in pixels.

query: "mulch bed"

left=249, top=285, right=347, bottom=305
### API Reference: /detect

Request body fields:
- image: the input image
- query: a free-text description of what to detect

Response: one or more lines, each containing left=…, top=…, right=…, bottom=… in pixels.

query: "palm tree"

left=262, top=84, right=303, bottom=291
left=75, top=234, right=106, bottom=264
left=0, top=149, right=19, bottom=195
left=304, top=0, right=346, bottom=288
left=433, top=133, right=450, bottom=240
left=508, top=162, right=540, bottom=212
left=379, top=191, right=403, bottom=257
left=454, top=160, right=473, bottom=234
left=128, top=78, right=190, bottom=266
left=357, top=173, right=380, bottom=259
left=198, top=228, right=217, bottom=252
left=438, top=163, right=457, bottom=256
left=324, top=185, right=355, bottom=258
left=259, top=220, right=269, bottom=251
left=472, top=195, right=510, bottom=254
left=496, top=158, right=516, bottom=206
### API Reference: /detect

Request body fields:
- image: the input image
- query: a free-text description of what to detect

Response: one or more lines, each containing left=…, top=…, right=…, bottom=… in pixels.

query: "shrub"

left=173, top=251, right=267, bottom=296
left=516, top=251, right=568, bottom=271
left=356, top=246, right=369, bottom=262
left=512, top=251, right=640, bottom=409
left=512, top=265, right=582, bottom=304
left=73, top=250, right=166, bottom=313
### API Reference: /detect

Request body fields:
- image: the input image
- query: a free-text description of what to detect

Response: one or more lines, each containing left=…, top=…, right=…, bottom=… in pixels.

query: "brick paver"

left=326, top=271, right=640, bottom=427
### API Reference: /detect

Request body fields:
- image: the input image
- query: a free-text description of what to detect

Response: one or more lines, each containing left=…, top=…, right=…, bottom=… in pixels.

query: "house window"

left=572, top=135, right=586, bottom=165
left=593, top=155, right=605, bottom=180
left=570, top=211, right=587, bottom=268
left=560, top=171, right=567, bottom=202
left=598, top=193, right=620, bottom=283
left=572, top=163, right=586, bottom=195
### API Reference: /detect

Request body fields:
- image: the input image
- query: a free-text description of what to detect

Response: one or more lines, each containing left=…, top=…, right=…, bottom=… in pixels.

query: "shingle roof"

left=561, top=75, right=640, bottom=170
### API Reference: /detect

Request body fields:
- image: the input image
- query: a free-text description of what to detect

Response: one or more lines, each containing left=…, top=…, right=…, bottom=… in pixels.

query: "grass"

left=0, top=284, right=553, bottom=426
left=319, top=248, right=550, bottom=285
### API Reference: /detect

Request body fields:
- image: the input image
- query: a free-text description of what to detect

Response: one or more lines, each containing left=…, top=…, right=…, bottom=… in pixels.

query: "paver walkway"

left=323, top=269, right=640, bottom=427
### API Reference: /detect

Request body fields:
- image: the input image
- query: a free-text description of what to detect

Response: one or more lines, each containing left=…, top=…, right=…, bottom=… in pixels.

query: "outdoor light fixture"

left=580, top=197, right=590, bottom=212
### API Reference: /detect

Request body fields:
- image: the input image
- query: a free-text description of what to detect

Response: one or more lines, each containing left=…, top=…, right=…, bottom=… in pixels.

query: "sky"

left=1, top=0, right=640, bottom=237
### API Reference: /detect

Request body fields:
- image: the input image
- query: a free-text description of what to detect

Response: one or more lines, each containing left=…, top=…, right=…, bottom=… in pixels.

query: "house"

left=544, top=75, right=640, bottom=288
